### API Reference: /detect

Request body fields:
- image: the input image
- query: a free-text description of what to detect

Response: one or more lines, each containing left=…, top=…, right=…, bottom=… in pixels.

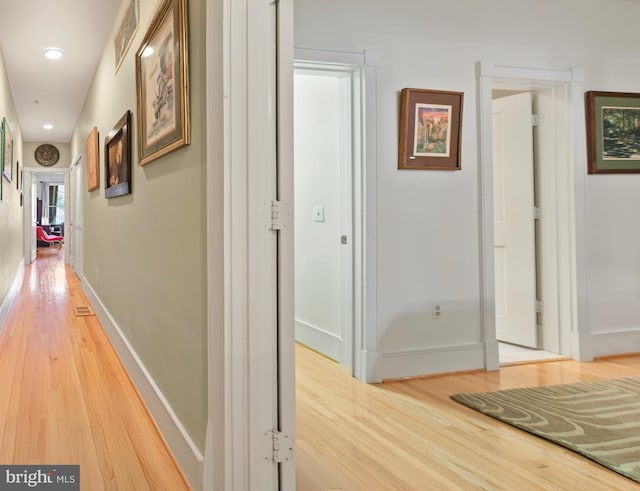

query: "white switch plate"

left=313, top=206, right=325, bottom=222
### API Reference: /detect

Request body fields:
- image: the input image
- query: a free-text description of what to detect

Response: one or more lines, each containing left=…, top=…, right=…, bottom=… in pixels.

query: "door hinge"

left=536, top=300, right=543, bottom=313
left=263, top=430, right=293, bottom=463
left=533, top=206, right=542, bottom=220
left=264, top=200, right=291, bottom=230
left=531, top=114, right=541, bottom=126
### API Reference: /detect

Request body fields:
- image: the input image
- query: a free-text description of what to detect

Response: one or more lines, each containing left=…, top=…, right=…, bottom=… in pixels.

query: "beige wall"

left=70, top=0, right=210, bottom=454
left=0, top=48, right=24, bottom=310
left=23, top=141, right=71, bottom=169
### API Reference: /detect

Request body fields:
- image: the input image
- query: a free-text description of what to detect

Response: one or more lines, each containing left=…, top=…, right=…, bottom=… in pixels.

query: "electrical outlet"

left=432, top=304, right=442, bottom=319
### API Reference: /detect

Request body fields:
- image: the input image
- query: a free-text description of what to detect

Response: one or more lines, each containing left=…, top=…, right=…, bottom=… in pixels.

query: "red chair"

left=36, top=226, right=64, bottom=247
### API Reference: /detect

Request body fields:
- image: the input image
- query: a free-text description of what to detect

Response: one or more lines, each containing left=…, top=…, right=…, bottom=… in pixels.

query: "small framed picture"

left=86, top=127, right=100, bottom=191
left=105, top=110, right=132, bottom=198
left=586, top=91, right=640, bottom=174
left=16, top=161, right=22, bottom=191
left=398, top=88, right=464, bottom=170
left=2, top=117, right=13, bottom=182
left=114, top=0, right=139, bottom=73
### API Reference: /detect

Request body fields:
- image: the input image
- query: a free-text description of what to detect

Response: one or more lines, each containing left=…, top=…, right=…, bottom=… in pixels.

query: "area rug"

left=451, top=377, right=640, bottom=483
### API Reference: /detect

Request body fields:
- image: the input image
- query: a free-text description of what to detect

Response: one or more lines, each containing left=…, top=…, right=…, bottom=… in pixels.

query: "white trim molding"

left=366, top=343, right=485, bottom=382
left=295, top=320, right=342, bottom=362
left=82, top=277, right=204, bottom=490
left=591, top=329, right=640, bottom=358
left=0, top=260, right=24, bottom=332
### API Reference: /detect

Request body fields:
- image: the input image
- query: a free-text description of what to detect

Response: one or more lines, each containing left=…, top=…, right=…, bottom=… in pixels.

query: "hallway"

left=0, top=247, right=189, bottom=490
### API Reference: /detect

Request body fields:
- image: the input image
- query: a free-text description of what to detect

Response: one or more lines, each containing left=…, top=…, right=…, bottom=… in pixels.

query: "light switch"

left=313, top=206, right=325, bottom=222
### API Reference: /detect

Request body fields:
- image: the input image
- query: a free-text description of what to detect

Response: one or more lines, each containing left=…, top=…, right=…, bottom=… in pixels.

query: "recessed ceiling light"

left=43, top=124, right=54, bottom=130
left=44, top=48, right=63, bottom=60
left=141, top=46, right=154, bottom=58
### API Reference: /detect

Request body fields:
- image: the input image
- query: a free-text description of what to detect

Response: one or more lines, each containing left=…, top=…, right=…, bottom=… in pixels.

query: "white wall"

left=294, top=72, right=343, bottom=358
left=295, top=0, right=640, bottom=377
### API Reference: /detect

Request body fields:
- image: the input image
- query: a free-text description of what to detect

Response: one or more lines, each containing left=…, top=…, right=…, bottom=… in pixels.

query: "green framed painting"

left=586, top=91, right=640, bottom=174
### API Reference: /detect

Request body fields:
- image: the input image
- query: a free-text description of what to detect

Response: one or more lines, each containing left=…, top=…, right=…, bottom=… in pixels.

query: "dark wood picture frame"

left=2, top=117, right=13, bottom=182
left=398, top=88, right=463, bottom=170
left=135, top=0, right=190, bottom=166
left=16, top=160, right=22, bottom=191
left=586, top=91, right=640, bottom=174
left=105, top=110, right=132, bottom=199
left=86, top=127, right=100, bottom=191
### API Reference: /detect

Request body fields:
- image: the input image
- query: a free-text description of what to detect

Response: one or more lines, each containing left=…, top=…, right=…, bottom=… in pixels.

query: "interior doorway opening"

left=293, top=62, right=362, bottom=374
left=477, top=62, right=588, bottom=369
left=23, top=169, right=70, bottom=266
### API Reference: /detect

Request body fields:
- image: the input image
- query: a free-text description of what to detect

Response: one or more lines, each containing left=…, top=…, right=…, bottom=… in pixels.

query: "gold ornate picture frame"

left=135, top=0, right=190, bottom=166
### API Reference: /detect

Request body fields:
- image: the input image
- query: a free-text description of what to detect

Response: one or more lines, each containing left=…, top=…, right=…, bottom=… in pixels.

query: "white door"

left=30, top=177, right=37, bottom=263
left=71, top=161, right=84, bottom=275
left=492, top=92, right=538, bottom=348
left=221, top=0, right=295, bottom=489
left=293, top=68, right=354, bottom=369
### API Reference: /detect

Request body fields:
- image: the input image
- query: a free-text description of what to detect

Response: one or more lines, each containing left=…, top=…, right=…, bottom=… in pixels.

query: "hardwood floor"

left=0, top=247, right=190, bottom=490
left=296, top=343, right=640, bottom=490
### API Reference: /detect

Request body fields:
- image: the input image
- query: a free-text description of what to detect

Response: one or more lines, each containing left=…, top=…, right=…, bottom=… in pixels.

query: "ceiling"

left=0, top=0, right=123, bottom=143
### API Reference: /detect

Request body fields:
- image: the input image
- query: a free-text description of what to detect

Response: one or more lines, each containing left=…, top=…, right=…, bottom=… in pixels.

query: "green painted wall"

left=0, top=48, right=24, bottom=311
left=70, top=0, right=209, bottom=452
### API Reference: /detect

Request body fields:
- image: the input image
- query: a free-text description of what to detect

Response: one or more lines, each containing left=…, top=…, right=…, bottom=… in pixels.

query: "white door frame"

left=69, top=157, right=83, bottom=276
left=476, top=62, right=592, bottom=369
left=294, top=48, right=379, bottom=382
left=293, top=61, right=360, bottom=375
left=23, top=167, right=70, bottom=265
left=204, top=0, right=295, bottom=490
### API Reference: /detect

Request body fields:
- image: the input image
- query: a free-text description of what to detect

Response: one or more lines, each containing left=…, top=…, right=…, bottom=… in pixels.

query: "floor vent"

left=73, top=306, right=95, bottom=316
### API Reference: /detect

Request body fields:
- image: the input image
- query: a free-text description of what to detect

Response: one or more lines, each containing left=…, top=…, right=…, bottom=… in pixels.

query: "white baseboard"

left=363, top=349, right=383, bottom=383
left=572, top=329, right=594, bottom=361
left=484, top=339, right=500, bottom=371
left=367, top=343, right=485, bottom=382
left=81, top=277, right=203, bottom=491
left=0, top=260, right=24, bottom=332
left=295, top=319, right=341, bottom=361
left=591, top=328, right=640, bottom=358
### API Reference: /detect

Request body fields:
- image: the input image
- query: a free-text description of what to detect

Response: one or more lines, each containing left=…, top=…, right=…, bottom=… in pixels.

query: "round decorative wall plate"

left=35, top=144, right=60, bottom=167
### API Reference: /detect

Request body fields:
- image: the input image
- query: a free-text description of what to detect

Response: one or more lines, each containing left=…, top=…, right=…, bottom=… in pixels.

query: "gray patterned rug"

left=451, top=377, right=640, bottom=483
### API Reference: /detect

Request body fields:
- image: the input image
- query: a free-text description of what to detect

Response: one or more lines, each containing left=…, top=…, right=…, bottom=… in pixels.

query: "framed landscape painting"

left=586, top=91, right=640, bottom=174
left=398, top=88, right=463, bottom=170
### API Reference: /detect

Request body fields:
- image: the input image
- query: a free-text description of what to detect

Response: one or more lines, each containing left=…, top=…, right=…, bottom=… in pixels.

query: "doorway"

left=23, top=169, right=70, bottom=265
left=477, top=62, right=590, bottom=369
left=492, top=89, right=569, bottom=365
left=293, top=63, right=359, bottom=372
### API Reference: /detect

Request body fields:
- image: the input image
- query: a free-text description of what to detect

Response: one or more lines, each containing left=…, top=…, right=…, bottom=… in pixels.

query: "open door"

left=219, top=0, right=295, bottom=489
left=492, top=92, right=538, bottom=348
left=70, top=159, right=84, bottom=275
left=29, top=176, right=37, bottom=263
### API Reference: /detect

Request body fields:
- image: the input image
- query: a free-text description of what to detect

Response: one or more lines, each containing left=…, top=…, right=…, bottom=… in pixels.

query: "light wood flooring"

left=0, top=247, right=190, bottom=490
left=296, top=343, right=640, bottom=490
